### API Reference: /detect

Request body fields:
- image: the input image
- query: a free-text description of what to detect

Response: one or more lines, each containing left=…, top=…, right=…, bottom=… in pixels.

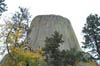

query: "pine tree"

left=0, top=0, right=7, bottom=15
left=82, top=14, right=100, bottom=60
left=43, top=31, right=64, bottom=66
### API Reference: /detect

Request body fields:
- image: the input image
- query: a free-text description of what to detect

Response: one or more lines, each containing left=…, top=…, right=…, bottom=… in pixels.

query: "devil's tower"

left=28, top=15, right=81, bottom=51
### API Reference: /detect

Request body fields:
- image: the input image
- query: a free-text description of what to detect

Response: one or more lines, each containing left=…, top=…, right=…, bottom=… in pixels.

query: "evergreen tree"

left=82, top=14, right=100, bottom=60
left=0, top=0, right=7, bottom=15
left=43, top=31, right=85, bottom=66
left=43, top=31, right=64, bottom=66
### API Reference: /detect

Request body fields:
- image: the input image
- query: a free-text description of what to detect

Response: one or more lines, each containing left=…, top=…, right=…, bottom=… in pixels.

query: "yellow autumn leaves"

left=7, top=27, right=24, bottom=44
left=2, top=47, right=46, bottom=66
left=0, top=23, right=46, bottom=66
left=11, top=47, right=45, bottom=61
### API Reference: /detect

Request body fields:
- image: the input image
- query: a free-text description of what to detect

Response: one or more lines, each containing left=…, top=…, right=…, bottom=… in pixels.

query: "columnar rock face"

left=28, top=15, right=81, bottom=51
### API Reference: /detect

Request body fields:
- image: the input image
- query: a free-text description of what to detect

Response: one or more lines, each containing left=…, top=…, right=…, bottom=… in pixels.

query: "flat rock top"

left=34, top=15, right=69, bottom=20
left=28, top=15, right=81, bottom=51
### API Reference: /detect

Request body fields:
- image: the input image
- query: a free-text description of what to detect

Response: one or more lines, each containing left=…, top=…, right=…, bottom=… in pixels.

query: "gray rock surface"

left=28, top=15, right=81, bottom=51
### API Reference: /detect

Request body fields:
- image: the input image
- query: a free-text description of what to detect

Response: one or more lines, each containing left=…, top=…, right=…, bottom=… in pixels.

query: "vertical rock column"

left=28, top=15, right=81, bottom=51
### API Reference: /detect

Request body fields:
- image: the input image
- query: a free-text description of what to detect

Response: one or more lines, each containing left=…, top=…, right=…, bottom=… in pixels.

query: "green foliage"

left=43, top=31, right=83, bottom=66
left=0, top=0, right=7, bottom=15
left=60, top=48, right=84, bottom=66
left=43, top=31, right=64, bottom=66
left=44, top=31, right=64, bottom=51
left=43, top=31, right=98, bottom=66
left=82, top=14, right=100, bottom=59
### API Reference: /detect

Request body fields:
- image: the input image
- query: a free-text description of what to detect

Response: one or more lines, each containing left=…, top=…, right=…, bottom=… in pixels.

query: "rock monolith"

left=28, top=15, right=81, bottom=51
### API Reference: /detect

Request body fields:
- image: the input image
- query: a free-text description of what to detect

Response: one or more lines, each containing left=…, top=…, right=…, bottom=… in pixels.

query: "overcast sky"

left=4, top=0, right=100, bottom=46
left=0, top=0, right=100, bottom=61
